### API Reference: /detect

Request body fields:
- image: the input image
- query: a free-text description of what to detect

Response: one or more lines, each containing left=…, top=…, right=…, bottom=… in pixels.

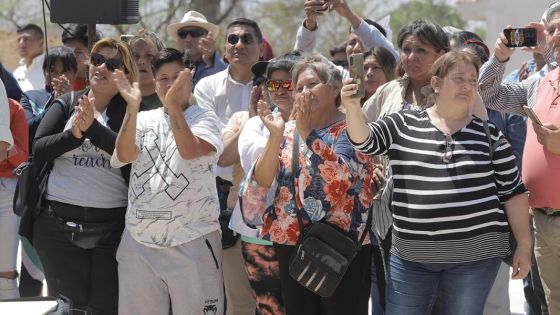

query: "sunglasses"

left=266, top=79, right=293, bottom=92
left=177, top=28, right=208, bottom=39
left=227, top=33, right=254, bottom=45
left=442, top=135, right=454, bottom=163
left=90, top=53, right=124, bottom=72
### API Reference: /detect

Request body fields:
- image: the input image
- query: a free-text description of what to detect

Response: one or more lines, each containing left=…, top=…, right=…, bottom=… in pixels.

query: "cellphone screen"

left=504, top=28, right=537, bottom=47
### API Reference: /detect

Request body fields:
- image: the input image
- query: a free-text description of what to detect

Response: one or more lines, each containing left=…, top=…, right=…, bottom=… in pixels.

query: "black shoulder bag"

left=288, top=132, right=372, bottom=297
left=13, top=92, right=75, bottom=241
left=483, top=120, right=516, bottom=266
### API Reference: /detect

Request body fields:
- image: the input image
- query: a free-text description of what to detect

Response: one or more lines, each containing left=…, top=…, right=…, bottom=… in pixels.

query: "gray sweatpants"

left=117, top=229, right=224, bottom=315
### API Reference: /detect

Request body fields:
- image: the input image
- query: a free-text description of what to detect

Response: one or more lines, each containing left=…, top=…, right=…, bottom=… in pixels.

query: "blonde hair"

left=91, top=38, right=139, bottom=83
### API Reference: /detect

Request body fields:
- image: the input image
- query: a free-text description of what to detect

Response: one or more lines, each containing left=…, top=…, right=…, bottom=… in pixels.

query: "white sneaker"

left=0, top=278, right=19, bottom=300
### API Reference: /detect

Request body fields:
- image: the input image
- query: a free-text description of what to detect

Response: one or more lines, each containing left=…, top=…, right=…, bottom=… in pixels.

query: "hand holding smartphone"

left=503, top=28, right=537, bottom=47
left=523, top=106, right=543, bottom=125
left=314, top=0, right=332, bottom=12
left=349, top=53, right=365, bottom=99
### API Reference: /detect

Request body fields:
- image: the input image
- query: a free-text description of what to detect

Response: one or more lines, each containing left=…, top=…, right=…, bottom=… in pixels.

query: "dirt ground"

left=0, top=29, right=61, bottom=72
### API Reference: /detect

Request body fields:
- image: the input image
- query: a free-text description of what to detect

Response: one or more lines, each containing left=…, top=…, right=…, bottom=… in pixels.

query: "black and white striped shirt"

left=350, top=110, right=527, bottom=263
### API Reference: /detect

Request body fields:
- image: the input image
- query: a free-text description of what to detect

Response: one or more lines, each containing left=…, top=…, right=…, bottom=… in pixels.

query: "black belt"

left=535, top=207, right=560, bottom=217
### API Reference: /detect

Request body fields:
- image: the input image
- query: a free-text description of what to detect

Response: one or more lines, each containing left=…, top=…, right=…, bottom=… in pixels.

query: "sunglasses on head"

left=227, top=33, right=254, bottom=45
left=266, top=79, right=293, bottom=92
left=90, top=53, right=124, bottom=72
left=177, top=28, right=208, bottom=39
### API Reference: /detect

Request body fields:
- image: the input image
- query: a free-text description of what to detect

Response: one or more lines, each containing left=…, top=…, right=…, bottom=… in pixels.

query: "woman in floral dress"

left=240, top=55, right=375, bottom=315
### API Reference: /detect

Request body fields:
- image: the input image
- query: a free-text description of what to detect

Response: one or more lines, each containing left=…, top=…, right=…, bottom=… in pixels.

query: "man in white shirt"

left=14, top=24, right=45, bottom=92
left=194, top=17, right=264, bottom=315
left=0, top=79, right=12, bottom=162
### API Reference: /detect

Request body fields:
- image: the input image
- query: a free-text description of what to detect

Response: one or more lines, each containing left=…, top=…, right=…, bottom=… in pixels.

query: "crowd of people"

left=0, top=0, right=559, bottom=314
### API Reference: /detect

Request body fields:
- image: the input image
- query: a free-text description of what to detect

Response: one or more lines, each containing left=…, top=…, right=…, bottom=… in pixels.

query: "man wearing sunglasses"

left=195, top=17, right=265, bottom=315
left=167, top=11, right=227, bottom=88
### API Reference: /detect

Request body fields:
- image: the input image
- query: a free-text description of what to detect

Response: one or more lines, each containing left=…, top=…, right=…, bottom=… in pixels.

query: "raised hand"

left=165, top=69, right=193, bottom=111
left=258, top=99, right=284, bottom=136
left=295, top=91, right=313, bottom=139
left=200, top=32, right=217, bottom=67
left=495, top=26, right=516, bottom=63
left=303, top=0, right=328, bottom=29
left=77, top=95, right=95, bottom=132
left=51, top=74, right=72, bottom=98
left=113, top=69, right=142, bottom=113
left=340, top=78, right=362, bottom=109
left=521, top=22, right=548, bottom=55
left=249, top=85, right=263, bottom=118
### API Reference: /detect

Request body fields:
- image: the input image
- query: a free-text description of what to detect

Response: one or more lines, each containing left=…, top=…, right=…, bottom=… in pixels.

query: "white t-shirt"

left=47, top=111, right=128, bottom=208
left=113, top=107, right=224, bottom=248
left=194, top=67, right=252, bottom=181
left=14, top=54, right=45, bottom=92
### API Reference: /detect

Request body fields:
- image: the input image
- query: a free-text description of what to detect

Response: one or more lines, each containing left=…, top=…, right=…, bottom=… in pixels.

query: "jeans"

left=386, top=255, right=501, bottom=315
left=370, top=245, right=385, bottom=315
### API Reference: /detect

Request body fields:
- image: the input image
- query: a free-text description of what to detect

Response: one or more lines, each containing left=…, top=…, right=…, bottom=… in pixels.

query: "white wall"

left=457, top=0, right=551, bottom=74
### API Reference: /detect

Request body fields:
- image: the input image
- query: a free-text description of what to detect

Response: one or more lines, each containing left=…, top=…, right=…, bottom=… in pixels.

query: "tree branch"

left=216, top=0, right=240, bottom=24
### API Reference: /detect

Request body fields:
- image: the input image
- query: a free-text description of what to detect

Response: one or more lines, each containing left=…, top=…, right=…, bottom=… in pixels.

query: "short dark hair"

left=448, top=31, right=489, bottom=63
left=17, top=24, right=44, bottom=39
left=226, top=18, right=263, bottom=43
left=266, top=50, right=304, bottom=79
left=62, top=24, right=102, bottom=47
left=42, top=46, right=78, bottom=74
left=448, top=31, right=483, bottom=47
left=151, top=48, right=184, bottom=74
left=397, top=20, right=449, bottom=53
left=329, top=44, right=346, bottom=58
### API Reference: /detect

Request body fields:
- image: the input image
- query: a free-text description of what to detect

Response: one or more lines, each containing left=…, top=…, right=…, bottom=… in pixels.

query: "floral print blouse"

left=240, top=119, right=374, bottom=246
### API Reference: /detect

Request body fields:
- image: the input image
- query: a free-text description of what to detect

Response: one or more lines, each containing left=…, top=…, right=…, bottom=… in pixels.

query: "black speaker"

left=50, top=0, right=139, bottom=25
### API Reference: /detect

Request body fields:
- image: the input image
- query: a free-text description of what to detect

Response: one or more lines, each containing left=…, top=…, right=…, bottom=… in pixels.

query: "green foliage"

left=389, top=0, right=466, bottom=44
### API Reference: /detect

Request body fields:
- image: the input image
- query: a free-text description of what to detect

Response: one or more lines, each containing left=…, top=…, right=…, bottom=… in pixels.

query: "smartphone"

left=503, top=28, right=537, bottom=47
left=349, top=53, right=365, bottom=99
left=523, top=106, right=543, bottom=125
left=314, top=0, right=331, bottom=12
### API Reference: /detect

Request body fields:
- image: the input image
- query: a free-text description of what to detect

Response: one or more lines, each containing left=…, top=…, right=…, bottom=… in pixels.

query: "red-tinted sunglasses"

left=266, top=79, right=293, bottom=92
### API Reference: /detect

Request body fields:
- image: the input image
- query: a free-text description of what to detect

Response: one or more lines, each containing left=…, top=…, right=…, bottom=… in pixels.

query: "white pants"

left=117, top=229, right=224, bottom=315
left=0, top=178, right=20, bottom=299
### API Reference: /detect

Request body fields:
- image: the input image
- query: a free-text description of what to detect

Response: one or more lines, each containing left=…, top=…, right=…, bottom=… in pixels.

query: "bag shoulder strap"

left=482, top=120, right=503, bottom=160
left=291, top=132, right=306, bottom=238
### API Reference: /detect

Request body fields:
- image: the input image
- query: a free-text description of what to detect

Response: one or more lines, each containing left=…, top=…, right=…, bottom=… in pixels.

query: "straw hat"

left=167, top=11, right=219, bottom=41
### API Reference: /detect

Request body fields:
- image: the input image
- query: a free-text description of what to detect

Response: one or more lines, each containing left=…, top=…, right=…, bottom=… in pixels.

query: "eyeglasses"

left=227, top=33, right=254, bottom=45
left=177, top=28, right=208, bottom=39
left=90, top=53, right=124, bottom=72
left=442, top=135, right=454, bottom=163
left=266, top=79, right=293, bottom=92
